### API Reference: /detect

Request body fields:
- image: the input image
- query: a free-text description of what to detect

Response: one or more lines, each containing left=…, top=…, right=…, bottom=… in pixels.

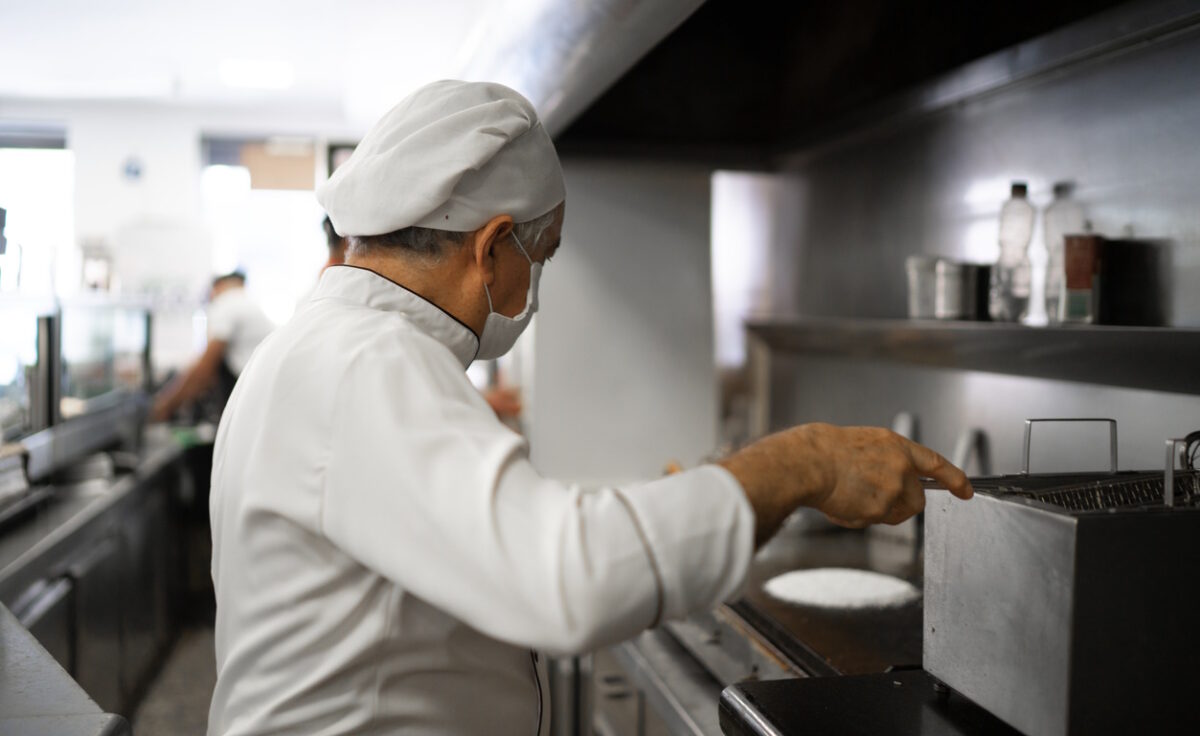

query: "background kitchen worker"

left=150, top=272, right=273, bottom=423
left=207, top=80, right=972, bottom=736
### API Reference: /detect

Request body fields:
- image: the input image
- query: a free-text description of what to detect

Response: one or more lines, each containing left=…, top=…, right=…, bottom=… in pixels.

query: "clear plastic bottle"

left=989, top=182, right=1034, bottom=322
left=1041, top=182, right=1085, bottom=324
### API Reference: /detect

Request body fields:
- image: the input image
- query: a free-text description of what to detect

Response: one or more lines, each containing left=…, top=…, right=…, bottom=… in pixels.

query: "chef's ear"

left=472, top=214, right=515, bottom=283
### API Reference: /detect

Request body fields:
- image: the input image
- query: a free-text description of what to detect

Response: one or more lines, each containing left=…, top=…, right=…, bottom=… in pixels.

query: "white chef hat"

left=317, top=80, right=565, bottom=237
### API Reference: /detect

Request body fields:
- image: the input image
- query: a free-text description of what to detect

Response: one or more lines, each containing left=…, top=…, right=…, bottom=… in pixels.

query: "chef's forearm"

left=717, top=423, right=973, bottom=544
left=152, top=340, right=227, bottom=420
left=154, top=360, right=215, bottom=417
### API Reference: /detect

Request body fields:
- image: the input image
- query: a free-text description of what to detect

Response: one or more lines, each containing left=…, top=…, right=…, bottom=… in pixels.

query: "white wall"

left=529, top=158, right=718, bottom=485
left=0, top=98, right=351, bottom=371
left=0, top=100, right=351, bottom=291
left=69, top=106, right=201, bottom=241
left=711, top=171, right=808, bottom=368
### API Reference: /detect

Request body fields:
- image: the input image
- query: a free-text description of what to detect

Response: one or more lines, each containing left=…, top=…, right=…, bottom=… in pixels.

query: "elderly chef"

left=207, top=80, right=973, bottom=735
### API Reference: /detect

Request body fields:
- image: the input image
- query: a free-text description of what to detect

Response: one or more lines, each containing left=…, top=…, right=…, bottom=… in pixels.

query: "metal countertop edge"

left=716, top=686, right=783, bottom=736
left=610, top=629, right=727, bottom=736
left=0, top=438, right=185, bottom=591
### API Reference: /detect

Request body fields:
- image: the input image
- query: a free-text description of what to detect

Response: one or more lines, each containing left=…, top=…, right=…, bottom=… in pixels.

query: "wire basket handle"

left=1021, top=418, right=1118, bottom=475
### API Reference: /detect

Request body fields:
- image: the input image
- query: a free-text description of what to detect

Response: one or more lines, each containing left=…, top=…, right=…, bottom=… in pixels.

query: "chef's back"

left=207, top=268, right=550, bottom=735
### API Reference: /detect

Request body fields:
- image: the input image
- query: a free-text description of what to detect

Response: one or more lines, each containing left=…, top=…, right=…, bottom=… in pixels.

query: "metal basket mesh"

left=984, top=472, right=1200, bottom=511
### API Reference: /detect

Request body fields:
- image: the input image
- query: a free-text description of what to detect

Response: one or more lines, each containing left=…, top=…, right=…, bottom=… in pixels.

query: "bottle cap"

left=1011, top=182, right=1028, bottom=198
left=1053, top=181, right=1074, bottom=199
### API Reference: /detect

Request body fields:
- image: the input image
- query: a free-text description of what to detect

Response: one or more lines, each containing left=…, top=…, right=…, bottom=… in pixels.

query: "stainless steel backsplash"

left=753, top=4, right=1200, bottom=457
left=764, top=353, right=1200, bottom=476
left=766, top=11, right=1200, bottom=325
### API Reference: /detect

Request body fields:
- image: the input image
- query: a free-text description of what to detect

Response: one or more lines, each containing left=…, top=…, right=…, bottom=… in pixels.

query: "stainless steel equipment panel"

left=119, top=484, right=172, bottom=701
left=924, top=481, right=1200, bottom=736
left=69, top=533, right=125, bottom=714
left=925, top=492, right=1075, bottom=736
left=13, top=576, right=75, bottom=673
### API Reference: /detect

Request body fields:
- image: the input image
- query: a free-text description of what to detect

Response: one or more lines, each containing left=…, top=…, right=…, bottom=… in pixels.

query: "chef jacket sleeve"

left=321, top=342, right=755, bottom=656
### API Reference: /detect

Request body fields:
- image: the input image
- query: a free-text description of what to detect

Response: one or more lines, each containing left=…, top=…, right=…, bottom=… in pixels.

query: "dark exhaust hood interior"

left=555, top=0, right=1129, bottom=165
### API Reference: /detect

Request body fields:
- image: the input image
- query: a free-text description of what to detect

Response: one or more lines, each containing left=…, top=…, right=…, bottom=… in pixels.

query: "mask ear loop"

left=484, top=231, right=533, bottom=315
left=483, top=281, right=495, bottom=314
left=511, top=232, right=533, bottom=263
left=483, top=234, right=502, bottom=315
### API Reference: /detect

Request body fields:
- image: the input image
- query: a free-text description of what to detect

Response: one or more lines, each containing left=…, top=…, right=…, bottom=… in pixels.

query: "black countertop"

left=719, top=670, right=1021, bottom=736
left=729, top=516, right=924, bottom=677
left=712, top=518, right=1026, bottom=736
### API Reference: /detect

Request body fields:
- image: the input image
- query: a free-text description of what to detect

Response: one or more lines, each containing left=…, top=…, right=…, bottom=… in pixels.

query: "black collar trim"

left=327, top=264, right=481, bottom=363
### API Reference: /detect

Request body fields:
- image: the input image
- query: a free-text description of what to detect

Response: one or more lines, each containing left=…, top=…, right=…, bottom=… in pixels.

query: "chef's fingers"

left=902, top=471, right=928, bottom=516
left=825, top=513, right=869, bottom=530
left=877, top=475, right=922, bottom=526
left=904, top=441, right=973, bottom=500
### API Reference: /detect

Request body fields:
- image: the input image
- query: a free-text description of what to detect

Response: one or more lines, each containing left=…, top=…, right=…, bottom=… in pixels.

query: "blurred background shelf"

left=747, top=318, right=1200, bottom=396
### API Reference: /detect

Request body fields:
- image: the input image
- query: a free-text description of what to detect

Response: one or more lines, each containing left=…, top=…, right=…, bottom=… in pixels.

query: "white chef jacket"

left=207, top=265, right=754, bottom=736
left=206, top=287, right=274, bottom=375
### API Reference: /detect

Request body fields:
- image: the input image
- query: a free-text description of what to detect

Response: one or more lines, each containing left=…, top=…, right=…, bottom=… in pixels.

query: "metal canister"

left=905, top=256, right=940, bottom=319
left=906, top=256, right=985, bottom=320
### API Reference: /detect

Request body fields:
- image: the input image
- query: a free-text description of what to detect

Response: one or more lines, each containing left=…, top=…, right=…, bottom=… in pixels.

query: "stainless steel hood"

left=454, top=0, right=705, bottom=137
left=550, top=0, right=1200, bottom=160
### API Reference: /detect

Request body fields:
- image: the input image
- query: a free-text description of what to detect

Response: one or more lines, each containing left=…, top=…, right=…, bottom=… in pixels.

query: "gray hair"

left=348, top=207, right=559, bottom=260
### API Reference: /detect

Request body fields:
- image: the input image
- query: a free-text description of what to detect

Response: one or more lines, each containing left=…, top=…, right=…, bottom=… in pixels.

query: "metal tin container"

left=905, top=257, right=987, bottom=320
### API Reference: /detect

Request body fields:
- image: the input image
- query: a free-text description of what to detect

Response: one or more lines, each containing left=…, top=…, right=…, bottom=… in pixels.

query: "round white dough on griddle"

left=762, top=568, right=920, bottom=609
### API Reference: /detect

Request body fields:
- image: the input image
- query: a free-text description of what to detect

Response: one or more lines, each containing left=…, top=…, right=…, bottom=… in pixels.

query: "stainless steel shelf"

left=747, top=318, right=1200, bottom=395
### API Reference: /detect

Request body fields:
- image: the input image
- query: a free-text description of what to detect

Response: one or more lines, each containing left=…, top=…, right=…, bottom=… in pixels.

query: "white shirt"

left=207, top=265, right=754, bottom=736
left=206, top=287, right=274, bottom=375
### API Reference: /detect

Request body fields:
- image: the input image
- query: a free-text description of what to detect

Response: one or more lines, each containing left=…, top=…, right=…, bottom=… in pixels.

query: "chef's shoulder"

left=328, top=309, right=480, bottom=400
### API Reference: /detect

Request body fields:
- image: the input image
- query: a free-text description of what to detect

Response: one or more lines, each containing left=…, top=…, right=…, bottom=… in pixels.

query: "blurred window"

left=0, top=131, right=74, bottom=296
left=200, top=137, right=326, bottom=325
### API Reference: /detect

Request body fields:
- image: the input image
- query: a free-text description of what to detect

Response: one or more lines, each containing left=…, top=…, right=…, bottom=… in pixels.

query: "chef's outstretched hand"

left=717, top=423, right=973, bottom=546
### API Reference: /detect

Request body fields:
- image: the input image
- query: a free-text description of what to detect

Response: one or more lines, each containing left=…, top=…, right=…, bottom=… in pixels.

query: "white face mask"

left=477, top=233, right=541, bottom=360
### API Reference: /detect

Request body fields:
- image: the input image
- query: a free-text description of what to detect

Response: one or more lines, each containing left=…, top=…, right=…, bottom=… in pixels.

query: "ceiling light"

left=219, top=59, right=294, bottom=91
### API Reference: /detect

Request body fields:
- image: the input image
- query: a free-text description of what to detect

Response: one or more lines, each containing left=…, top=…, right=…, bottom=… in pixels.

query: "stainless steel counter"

left=606, top=629, right=729, bottom=736
left=0, top=590, right=130, bottom=735
left=0, top=427, right=183, bottom=602
left=0, top=426, right=188, bottom=723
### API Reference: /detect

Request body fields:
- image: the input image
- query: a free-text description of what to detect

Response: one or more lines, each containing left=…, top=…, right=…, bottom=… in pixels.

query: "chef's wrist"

left=717, top=425, right=830, bottom=544
left=789, top=423, right=838, bottom=508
